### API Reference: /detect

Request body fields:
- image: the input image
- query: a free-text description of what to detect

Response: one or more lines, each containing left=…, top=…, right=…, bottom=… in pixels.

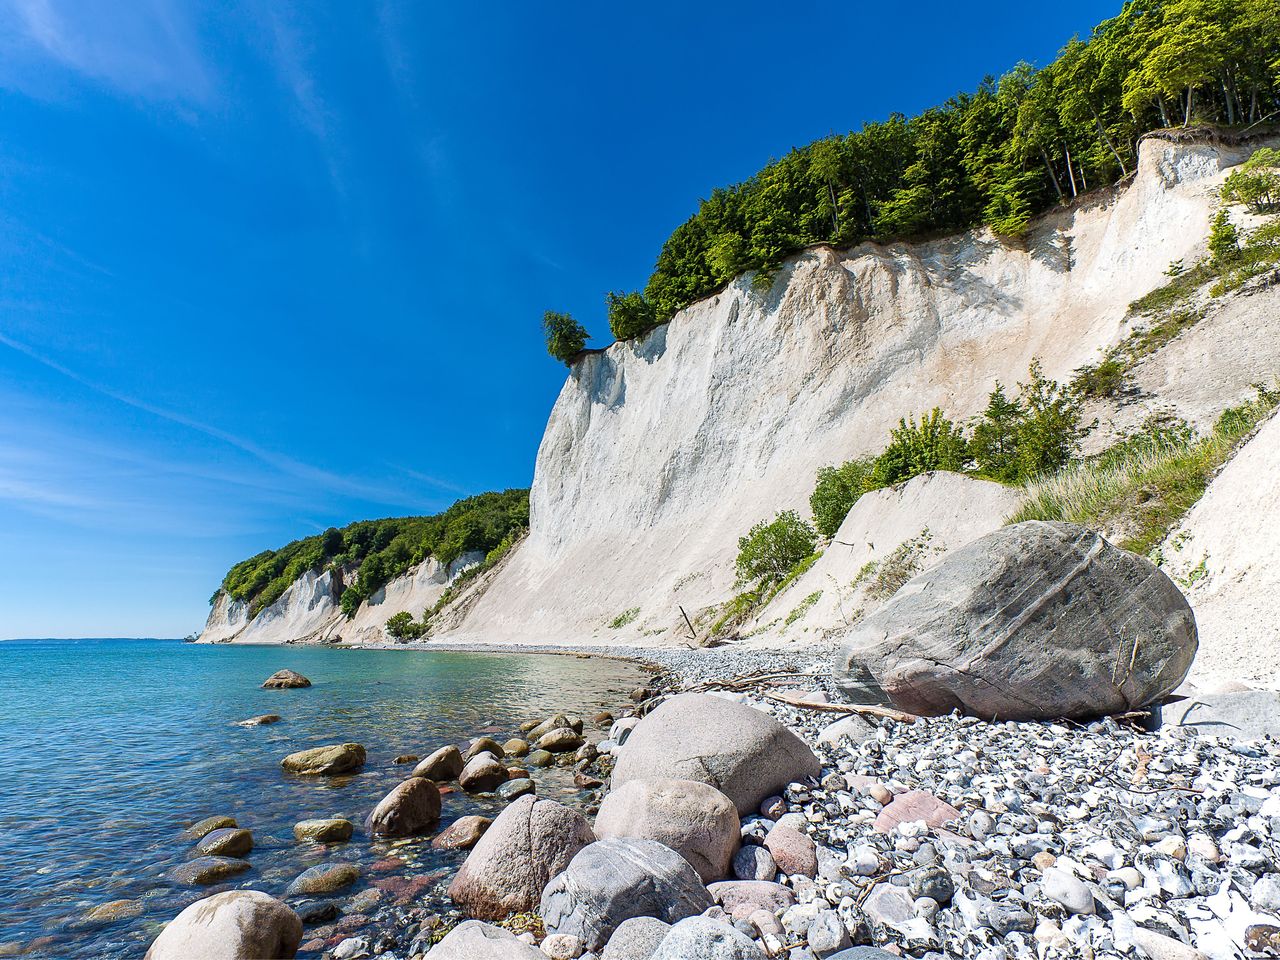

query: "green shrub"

left=785, top=591, right=822, bottom=626
left=544, top=311, right=589, bottom=365
left=1070, top=357, right=1128, bottom=399
left=1221, top=148, right=1280, bottom=213
left=735, top=511, right=818, bottom=588
left=606, top=291, right=659, bottom=341
left=1208, top=209, right=1240, bottom=265
left=872, top=408, right=968, bottom=487
left=608, top=607, right=640, bottom=629
left=386, top=611, right=426, bottom=640
left=809, top=457, right=875, bottom=538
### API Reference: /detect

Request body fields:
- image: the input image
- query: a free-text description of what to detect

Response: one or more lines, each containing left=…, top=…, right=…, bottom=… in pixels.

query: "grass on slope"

left=1011, top=388, right=1278, bottom=555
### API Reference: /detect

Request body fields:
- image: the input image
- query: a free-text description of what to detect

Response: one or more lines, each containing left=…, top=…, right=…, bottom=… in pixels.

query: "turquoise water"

left=0, top=638, right=645, bottom=958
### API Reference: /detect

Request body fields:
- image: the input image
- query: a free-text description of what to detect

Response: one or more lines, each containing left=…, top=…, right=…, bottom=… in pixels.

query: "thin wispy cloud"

left=0, top=330, right=429, bottom=508
left=1, top=0, right=214, bottom=103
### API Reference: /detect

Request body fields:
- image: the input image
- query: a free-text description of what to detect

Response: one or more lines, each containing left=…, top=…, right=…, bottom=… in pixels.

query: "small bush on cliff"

left=809, top=457, right=876, bottom=538
left=1208, top=209, right=1240, bottom=265
left=872, top=409, right=969, bottom=487
left=386, top=611, right=426, bottom=640
left=544, top=311, right=589, bottom=366
left=736, top=511, right=818, bottom=589
left=606, top=291, right=659, bottom=341
left=1221, top=148, right=1280, bottom=214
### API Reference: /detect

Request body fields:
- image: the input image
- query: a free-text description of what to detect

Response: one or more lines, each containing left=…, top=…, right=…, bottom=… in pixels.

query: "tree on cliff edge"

left=544, top=311, right=589, bottom=366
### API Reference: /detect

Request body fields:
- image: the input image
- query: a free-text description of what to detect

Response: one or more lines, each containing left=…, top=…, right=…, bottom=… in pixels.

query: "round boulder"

left=610, top=694, right=820, bottom=816
left=537, top=728, right=585, bottom=752
left=459, top=753, right=508, bottom=793
left=166, top=857, right=251, bottom=886
left=195, top=828, right=253, bottom=858
left=448, top=795, right=594, bottom=920
left=650, top=916, right=766, bottom=960
left=365, top=778, right=442, bottom=837
left=144, top=890, right=302, bottom=960
left=293, top=818, right=354, bottom=843
left=833, top=521, right=1198, bottom=720
left=261, top=669, right=310, bottom=689
left=184, top=816, right=236, bottom=840
left=428, top=920, right=546, bottom=959
left=465, top=737, right=507, bottom=761
left=602, top=916, right=671, bottom=960
left=594, top=778, right=740, bottom=883
left=432, top=815, right=492, bottom=850
left=539, top=837, right=713, bottom=951
left=412, top=744, right=464, bottom=781
left=286, top=862, right=359, bottom=896
left=280, top=743, right=366, bottom=776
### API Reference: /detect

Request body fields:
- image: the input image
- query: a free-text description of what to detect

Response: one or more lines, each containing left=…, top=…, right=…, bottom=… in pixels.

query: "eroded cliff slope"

left=438, top=136, right=1264, bottom=646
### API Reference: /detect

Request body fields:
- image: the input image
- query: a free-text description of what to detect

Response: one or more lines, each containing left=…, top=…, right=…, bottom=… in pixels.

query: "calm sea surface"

left=0, top=638, right=646, bottom=958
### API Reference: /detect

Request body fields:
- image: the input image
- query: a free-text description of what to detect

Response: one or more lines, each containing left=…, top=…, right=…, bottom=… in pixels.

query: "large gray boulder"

left=610, top=694, right=820, bottom=815
left=540, top=837, right=713, bottom=951
left=650, top=916, right=766, bottom=959
left=145, top=890, right=302, bottom=959
left=448, top=795, right=594, bottom=920
left=365, top=778, right=441, bottom=837
left=834, top=522, right=1197, bottom=720
left=428, top=920, right=547, bottom=959
left=594, top=779, right=740, bottom=883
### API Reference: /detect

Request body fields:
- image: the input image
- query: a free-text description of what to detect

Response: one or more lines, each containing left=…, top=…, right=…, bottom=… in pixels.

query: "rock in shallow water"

left=144, top=890, right=302, bottom=960
left=459, top=753, right=508, bottom=793
left=286, top=862, right=360, bottom=896
left=261, top=669, right=310, bottom=689
left=432, top=815, right=492, bottom=850
left=412, top=744, right=463, bottom=781
left=540, top=837, right=713, bottom=950
left=293, top=818, right=354, bottom=843
left=280, top=743, right=366, bottom=775
left=364, top=778, right=441, bottom=837
left=184, top=815, right=237, bottom=840
left=194, top=827, right=253, bottom=858
left=833, top=521, right=1197, bottom=719
left=167, top=856, right=252, bottom=886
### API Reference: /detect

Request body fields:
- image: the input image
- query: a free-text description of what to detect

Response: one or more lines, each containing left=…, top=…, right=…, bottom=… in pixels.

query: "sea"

left=0, top=637, right=647, bottom=958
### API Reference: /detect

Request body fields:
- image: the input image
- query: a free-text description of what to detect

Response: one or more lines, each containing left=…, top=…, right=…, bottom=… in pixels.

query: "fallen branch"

left=762, top=690, right=919, bottom=723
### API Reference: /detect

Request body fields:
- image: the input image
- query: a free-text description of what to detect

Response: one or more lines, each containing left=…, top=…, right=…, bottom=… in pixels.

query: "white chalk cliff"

left=202, top=134, right=1280, bottom=653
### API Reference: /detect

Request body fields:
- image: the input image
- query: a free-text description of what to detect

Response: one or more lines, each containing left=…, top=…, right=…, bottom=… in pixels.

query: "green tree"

left=1011, top=360, right=1083, bottom=479
left=543, top=311, right=588, bottom=366
left=1222, top=148, right=1280, bottom=213
left=607, top=291, right=659, bottom=341
left=872, top=409, right=969, bottom=486
left=385, top=611, right=425, bottom=640
left=736, top=511, right=818, bottom=587
left=970, top=384, right=1024, bottom=481
left=1209, top=209, right=1240, bottom=263
left=809, top=457, right=875, bottom=538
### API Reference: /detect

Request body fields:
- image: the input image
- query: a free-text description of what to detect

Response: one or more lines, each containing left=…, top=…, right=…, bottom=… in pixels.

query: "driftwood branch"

left=762, top=689, right=919, bottom=724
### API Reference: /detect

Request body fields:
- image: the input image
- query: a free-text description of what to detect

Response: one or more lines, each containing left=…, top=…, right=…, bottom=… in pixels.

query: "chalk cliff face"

left=202, top=552, right=481, bottom=645
left=439, top=136, right=1258, bottom=646
left=202, top=135, right=1275, bottom=649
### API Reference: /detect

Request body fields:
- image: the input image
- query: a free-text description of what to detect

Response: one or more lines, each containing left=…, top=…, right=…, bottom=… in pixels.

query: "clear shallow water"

left=0, top=638, right=646, bottom=958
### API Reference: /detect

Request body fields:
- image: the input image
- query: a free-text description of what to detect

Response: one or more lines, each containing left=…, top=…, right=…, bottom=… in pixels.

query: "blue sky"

left=0, top=0, right=1119, bottom=639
